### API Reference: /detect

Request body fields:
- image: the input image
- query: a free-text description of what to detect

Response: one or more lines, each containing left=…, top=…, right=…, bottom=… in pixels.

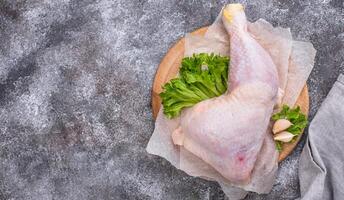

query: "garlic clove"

left=272, top=119, right=292, bottom=134
left=273, top=131, right=294, bottom=143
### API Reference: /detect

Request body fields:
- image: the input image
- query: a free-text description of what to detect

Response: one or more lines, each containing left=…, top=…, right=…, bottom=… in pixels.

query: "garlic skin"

left=272, top=119, right=292, bottom=134
left=273, top=131, right=294, bottom=142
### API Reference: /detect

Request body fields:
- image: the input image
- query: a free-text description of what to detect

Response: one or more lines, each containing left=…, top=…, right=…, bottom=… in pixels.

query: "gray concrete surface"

left=0, top=0, right=343, bottom=199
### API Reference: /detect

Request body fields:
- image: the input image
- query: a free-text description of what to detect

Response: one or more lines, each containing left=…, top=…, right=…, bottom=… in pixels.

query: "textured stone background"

left=0, top=0, right=343, bottom=199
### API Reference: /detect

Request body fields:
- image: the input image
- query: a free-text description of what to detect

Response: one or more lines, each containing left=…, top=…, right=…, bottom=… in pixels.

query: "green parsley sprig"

left=160, top=53, right=230, bottom=119
left=272, top=105, right=308, bottom=151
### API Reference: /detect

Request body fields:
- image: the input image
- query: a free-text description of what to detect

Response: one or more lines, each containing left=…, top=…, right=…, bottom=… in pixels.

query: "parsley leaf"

left=275, top=141, right=283, bottom=152
left=160, top=53, right=230, bottom=118
left=272, top=105, right=308, bottom=151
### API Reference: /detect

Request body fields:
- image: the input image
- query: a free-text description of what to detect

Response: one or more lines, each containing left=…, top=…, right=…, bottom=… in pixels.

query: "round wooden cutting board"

left=152, top=27, right=309, bottom=162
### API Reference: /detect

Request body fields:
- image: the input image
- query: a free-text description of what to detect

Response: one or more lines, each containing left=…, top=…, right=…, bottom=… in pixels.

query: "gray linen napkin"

left=298, top=74, right=344, bottom=200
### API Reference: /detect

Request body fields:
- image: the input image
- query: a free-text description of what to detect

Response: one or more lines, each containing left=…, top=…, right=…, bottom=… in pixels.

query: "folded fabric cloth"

left=299, top=74, right=344, bottom=200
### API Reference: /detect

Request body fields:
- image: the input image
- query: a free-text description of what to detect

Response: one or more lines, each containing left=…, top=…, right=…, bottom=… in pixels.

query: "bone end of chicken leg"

left=222, top=3, right=244, bottom=23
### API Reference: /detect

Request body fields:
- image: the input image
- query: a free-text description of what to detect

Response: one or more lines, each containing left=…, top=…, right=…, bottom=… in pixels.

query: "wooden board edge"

left=151, top=26, right=310, bottom=162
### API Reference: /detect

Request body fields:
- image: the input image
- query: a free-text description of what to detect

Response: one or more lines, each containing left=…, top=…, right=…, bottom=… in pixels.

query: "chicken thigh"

left=173, top=4, right=279, bottom=184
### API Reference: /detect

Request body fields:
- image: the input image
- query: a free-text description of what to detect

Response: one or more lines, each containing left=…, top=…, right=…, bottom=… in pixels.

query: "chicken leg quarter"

left=173, top=4, right=279, bottom=184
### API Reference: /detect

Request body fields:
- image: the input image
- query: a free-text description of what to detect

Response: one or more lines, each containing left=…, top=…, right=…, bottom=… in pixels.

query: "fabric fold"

left=298, top=74, right=344, bottom=200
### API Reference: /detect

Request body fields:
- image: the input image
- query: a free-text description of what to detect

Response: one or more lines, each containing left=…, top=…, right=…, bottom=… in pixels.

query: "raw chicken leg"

left=173, top=4, right=279, bottom=184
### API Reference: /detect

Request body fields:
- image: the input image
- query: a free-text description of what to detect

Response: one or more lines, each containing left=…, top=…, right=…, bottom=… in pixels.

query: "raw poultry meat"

left=172, top=4, right=279, bottom=184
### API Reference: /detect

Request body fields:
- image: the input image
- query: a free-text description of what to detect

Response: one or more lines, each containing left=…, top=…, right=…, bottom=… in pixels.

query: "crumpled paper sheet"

left=147, top=10, right=316, bottom=199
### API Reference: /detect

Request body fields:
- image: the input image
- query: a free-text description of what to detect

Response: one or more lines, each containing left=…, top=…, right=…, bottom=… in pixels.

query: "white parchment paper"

left=147, top=10, right=316, bottom=199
